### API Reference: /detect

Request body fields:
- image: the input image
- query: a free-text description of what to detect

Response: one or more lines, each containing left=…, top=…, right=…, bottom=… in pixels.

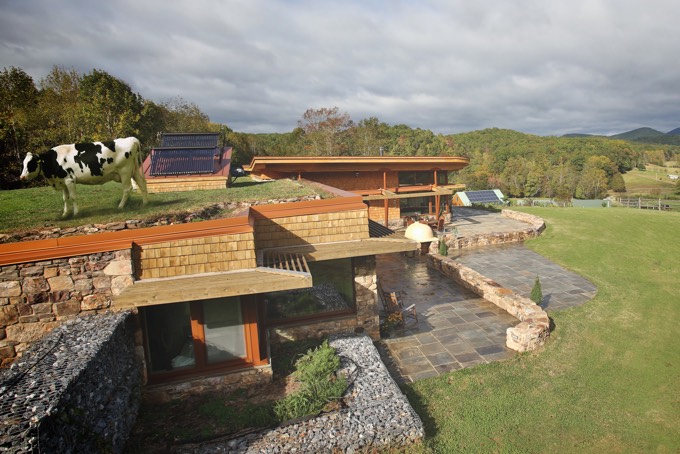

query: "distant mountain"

left=562, top=133, right=597, bottom=138
left=610, top=127, right=666, bottom=140
left=562, top=126, right=680, bottom=146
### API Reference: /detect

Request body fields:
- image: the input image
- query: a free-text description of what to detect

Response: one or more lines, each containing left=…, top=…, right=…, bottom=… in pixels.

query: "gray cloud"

left=2, top=0, right=679, bottom=136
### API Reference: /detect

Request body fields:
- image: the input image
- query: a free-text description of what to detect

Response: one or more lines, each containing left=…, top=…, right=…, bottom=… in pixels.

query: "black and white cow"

left=20, top=137, right=149, bottom=217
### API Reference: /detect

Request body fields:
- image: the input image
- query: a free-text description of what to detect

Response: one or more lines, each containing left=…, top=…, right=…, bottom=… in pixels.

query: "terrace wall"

left=0, top=312, right=140, bottom=454
left=0, top=250, right=134, bottom=365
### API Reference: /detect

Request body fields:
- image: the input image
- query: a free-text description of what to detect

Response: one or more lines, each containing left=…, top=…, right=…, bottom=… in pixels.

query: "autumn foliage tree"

left=298, top=106, right=352, bottom=155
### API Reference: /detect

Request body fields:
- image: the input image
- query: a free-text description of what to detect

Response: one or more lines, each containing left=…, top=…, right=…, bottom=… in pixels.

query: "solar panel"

left=160, top=133, right=219, bottom=148
left=149, top=148, right=217, bottom=176
left=464, top=190, right=503, bottom=204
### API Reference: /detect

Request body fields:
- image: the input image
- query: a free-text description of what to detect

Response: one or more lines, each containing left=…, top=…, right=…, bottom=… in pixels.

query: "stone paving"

left=378, top=207, right=597, bottom=383
left=452, top=244, right=598, bottom=312
left=377, top=253, right=518, bottom=383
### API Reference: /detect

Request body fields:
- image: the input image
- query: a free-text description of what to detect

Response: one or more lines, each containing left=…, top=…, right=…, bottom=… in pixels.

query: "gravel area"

left=174, top=334, right=424, bottom=453
left=0, top=312, right=140, bottom=453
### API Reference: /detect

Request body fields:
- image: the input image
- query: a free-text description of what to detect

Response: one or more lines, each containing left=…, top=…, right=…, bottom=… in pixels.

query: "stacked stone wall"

left=0, top=250, right=134, bottom=365
left=143, top=365, right=274, bottom=404
left=435, top=208, right=545, bottom=252
left=0, top=312, right=141, bottom=453
left=427, top=254, right=550, bottom=352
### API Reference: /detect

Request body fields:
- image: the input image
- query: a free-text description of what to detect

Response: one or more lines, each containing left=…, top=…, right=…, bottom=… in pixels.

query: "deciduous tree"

left=0, top=67, right=38, bottom=188
left=79, top=69, right=142, bottom=140
left=298, top=107, right=352, bottom=155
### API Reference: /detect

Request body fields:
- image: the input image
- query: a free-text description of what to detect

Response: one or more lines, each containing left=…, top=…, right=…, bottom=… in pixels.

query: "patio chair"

left=378, top=281, right=418, bottom=325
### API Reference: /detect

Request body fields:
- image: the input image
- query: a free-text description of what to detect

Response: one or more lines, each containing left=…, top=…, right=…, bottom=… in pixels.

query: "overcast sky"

left=2, top=0, right=679, bottom=136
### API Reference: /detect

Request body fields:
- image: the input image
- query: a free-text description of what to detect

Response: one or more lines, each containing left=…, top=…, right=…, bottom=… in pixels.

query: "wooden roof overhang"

left=243, top=156, right=469, bottom=174
left=115, top=266, right=312, bottom=308
left=361, top=185, right=465, bottom=201
left=259, top=237, right=418, bottom=263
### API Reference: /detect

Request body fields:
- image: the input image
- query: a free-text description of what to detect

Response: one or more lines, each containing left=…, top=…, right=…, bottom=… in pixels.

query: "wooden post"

left=383, top=171, right=389, bottom=227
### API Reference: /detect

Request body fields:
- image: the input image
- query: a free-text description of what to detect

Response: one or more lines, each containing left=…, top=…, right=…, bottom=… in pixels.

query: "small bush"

left=438, top=239, right=448, bottom=256
left=274, top=340, right=347, bottom=421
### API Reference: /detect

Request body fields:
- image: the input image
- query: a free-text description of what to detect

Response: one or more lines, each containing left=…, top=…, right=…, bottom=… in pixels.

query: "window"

left=398, top=171, right=434, bottom=186
left=264, top=259, right=355, bottom=322
left=143, top=296, right=249, bottom=378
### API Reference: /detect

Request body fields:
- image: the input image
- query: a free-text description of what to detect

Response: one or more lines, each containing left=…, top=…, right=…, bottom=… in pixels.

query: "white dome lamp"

left=404, top=221, right=437, bottom=254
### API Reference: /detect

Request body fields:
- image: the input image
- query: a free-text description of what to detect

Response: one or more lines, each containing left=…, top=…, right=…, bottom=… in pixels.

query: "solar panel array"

left=149, top=148, right=217, bottom=176
left=464, top=190, right=503, bottom=204
left=160, top=133, right=219, bottom=148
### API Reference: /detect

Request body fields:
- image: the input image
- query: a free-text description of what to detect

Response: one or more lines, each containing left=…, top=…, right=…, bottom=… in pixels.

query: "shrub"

left=274, top=340, right=347, bottom=421
left=438, top=239, right=448, bottom=256
left=530, top=275, right=543, bottom=305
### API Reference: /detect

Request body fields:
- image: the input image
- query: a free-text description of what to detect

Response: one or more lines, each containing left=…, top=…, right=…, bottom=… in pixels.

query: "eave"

left=114, top=267, right=312, bottom=308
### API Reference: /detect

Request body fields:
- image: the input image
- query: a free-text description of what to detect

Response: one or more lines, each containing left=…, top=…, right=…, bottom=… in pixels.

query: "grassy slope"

left=622, top=168, right=677, bottom=195
left=408, top=208, right=679, bottom=453
left=0, top=177, right=320, bottom=233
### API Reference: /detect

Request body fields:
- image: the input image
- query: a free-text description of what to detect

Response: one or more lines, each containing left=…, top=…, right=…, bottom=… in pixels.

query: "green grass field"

left=0, top=177, right=322, bottom=233
left=407, top=208, right=679, bottom=453
left=622, top=167, right=677, bottom=196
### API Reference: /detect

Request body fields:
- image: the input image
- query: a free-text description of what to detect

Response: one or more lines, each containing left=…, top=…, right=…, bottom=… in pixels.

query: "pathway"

left=378, top=207, right=597, bottom=383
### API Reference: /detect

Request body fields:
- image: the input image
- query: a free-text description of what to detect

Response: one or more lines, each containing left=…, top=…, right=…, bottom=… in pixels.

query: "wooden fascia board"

left=249, top=196, right=367, bottom=220
left=260, top=238, right=418, bottom=262
left=114, top=267, right=313, bottom=308
left=0, top=216, right=253, bottom=266
left=244, top=156, right=470, bottom=173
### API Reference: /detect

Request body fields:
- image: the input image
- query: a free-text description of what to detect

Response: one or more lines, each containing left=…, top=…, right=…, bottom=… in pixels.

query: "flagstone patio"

left=377, top=207, right=597, bottom=383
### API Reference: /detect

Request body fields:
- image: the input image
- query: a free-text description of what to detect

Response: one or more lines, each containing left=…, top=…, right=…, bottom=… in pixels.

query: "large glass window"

left=145, top=302, right=195, bottom=372
left=204, top=298, right=246, bottom=363
left=398, top=171, right=435, bottom=186
left=264, top=259, right=354, bottom=322
left=144, top=297, right=246, bottom=375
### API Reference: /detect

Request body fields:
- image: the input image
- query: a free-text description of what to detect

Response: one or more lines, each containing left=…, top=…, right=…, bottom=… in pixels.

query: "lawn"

left=0, top=177, right=323, bottom=233
left=407, top=208, right=679, bottom=453
left=622, top=168, right=677, bottom=196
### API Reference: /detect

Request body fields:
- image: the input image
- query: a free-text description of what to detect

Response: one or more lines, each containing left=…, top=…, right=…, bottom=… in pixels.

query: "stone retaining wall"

left=144, top=365, right=274, bottom=404
left=435, top=208, right=545, bottom=252
left=501, top=209, right=546, bottom=232
left=0, top=250, right=134, bottom=365
left=427, top=254, right=550, bottom=352
left=0, top=312, right=141, bottom=453
left=175, top=335, right=424, bottom=453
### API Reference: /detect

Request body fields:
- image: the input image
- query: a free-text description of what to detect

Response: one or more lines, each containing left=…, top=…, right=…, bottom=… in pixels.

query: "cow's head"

left=20, top=152, right=42, bottom=181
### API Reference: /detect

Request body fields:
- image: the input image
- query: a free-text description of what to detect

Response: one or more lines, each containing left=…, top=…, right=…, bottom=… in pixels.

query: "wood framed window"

left=263, top=258, right=355, bottom=325
left=142, top=295, right=263, bottom=384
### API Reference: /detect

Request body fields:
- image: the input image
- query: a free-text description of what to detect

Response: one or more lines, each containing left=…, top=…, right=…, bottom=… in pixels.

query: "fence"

left=614, top=197, right=676, bottom=211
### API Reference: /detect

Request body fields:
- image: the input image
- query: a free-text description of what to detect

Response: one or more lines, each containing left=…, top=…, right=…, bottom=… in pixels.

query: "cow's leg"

left=132, top=167, right=149, bottom=206
left=65, top=181, right=78, bottom=216
left=118, top=176, right=133, bottom=209
left=61, top=188, right=70, bottom=218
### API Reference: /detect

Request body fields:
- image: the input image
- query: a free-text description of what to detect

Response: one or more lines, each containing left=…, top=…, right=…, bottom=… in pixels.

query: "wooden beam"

left=114, top=268, right=312, bottom=308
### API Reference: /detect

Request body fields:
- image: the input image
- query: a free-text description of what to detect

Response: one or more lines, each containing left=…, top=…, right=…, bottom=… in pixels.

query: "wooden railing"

left=613, top=197, right=674, bottom=211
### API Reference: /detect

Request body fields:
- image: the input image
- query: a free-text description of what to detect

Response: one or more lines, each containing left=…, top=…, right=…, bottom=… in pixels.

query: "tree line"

left=2, top=65, right=678, bottom=198
left=0, top=66, right=218, bottom=188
